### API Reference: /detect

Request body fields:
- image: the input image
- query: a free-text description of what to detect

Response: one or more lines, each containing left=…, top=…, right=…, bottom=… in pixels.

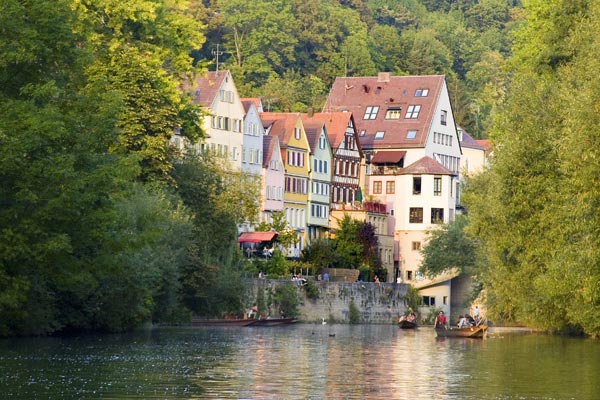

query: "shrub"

left=348, top=300, right=361, bottom=324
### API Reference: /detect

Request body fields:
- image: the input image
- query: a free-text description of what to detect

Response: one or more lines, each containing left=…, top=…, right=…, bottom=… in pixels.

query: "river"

left=0, top=324, right=597, bottom=399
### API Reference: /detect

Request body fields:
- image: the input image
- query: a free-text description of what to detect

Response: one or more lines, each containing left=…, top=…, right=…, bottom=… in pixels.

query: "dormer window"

left=359, top=130, right=366, bottom=137
left=385, top=107, right=402, bottom=120
left=415, top=89, right=429, bottom=97
left=374, top=131, right=385, bottom=139
left=405, top=105, right=421, bottom=119
left=363, top=106, right=379, bottom=120
left=406, top=130, right=417, bottom=139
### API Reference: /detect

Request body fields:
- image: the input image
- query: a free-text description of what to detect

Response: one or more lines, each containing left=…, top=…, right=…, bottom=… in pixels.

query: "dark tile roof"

left=182, top=70, right=229, bottom=107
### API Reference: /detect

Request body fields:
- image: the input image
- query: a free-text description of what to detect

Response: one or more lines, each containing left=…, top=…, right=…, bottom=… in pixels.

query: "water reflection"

left=0, top=325, right=598, bottom=399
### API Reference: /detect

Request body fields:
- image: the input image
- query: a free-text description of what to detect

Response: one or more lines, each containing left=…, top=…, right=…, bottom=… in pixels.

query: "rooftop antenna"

left=212, top=44, right=223, bottom=72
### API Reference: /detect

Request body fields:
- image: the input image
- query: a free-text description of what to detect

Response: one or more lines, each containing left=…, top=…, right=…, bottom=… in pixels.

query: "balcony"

left=369, top=165, right=402, bottom=175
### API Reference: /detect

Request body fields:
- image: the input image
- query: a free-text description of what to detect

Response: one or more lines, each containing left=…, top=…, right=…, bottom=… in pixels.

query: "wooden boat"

left=435, top=324, right=488, bottom=338
left=250, top=317, right=297, bottom=326
left=191, top=318, right=257, bottom=327
left=398, top=319, right=417, bottom=329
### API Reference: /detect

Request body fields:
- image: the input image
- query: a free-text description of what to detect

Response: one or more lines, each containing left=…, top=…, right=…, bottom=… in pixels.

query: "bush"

left=265, top=250, right=288, bottom=277
left=274, top=284, right=300, bottom=318
left=348, top=300, right=361, bottom=324
left=303, top=279, right=319, bottom=300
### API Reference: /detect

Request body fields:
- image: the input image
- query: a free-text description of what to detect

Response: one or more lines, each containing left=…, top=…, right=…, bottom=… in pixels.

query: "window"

left=407, top=271, right=413, bottom=281
left=374, top=131, right=385, bottom=139
left=441, top=110, right=447, bottom=126
left=443, top=296, right=448, bottom=305
left=406, top=130, right=417, bottom=139
left=385, top=107, right=401, bottom=120
left=422, top=296, right=436, bottom=306
left=386, top=181, right=395, bottom=194
left=373, top=181, right=382, bottom=194
left=409, top=207, right=423, bottom=223
left=319, top=136, right=326, bottom=149
left=359, top=130, right=366, bottom=137
left=415, top=89, right=429, bottom=97
left=363, top=106, right=379, bottom=120
left=412, top=241, right=421, bottom=251
left=294, top=127, right=300, bottom=139
left=434, top=177, right=442, bottom=196
left=431, top=208, right=444, bottom=224
left=413, top=176, right=421, bottom=195
left=405, top=105, right=421, bottom=119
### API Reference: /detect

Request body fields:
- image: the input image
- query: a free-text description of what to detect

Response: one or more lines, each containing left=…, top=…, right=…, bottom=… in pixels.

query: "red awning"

left=237, top=231, right=278, bottom=243
left=371, top=150, right=406, bottom=164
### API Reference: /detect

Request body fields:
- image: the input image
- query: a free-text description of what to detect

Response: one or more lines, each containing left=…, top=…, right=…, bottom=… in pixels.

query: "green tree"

left=76, top=0, right=206, bottom=183
left=419, top=215, right=478, bottom=278
left=463, top=0, right=600, bottom=337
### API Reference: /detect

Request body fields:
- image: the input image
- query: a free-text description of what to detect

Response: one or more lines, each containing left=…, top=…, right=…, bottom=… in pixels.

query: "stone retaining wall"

left=249, top=279, right=409, bottom=324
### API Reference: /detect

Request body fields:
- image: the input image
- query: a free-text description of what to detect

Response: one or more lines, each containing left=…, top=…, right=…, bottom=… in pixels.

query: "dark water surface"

left=0, top=324, right=597, bottom=399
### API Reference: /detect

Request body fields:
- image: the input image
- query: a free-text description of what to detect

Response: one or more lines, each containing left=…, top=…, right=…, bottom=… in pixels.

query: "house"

left=324, top=73, right=462, bottom=317
left=260, top=134, right=285, bottom=224
left=180, top=70, right=245, bottom=168
left=300, top=115, right=334, bottom=243
left=261, top=112, right=311, bottom=258
left=240, top=98, right=265, bottom=177
left=309, top=112, right=363, bottom=209
left=458, top=126, right=488, bottom=177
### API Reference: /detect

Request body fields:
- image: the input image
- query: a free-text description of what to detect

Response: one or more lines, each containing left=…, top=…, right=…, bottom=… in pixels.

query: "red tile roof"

left=241, top=97, right=262, bottom=113
left=259, top=112, right=301, bottom=148
left=324, top=74, right=445, bottom=150
left=400, top=156, right=454, bottom=175
left=300, top=112, right=364, bottom=159
left=371, top=150, right=406, bottom=164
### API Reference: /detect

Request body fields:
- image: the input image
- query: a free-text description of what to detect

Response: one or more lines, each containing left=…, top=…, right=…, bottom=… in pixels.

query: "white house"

left=324, top=73, right=462, bottom=318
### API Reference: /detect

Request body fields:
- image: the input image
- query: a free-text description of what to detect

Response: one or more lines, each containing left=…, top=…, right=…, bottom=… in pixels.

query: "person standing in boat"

left=434, top=311, right=447, bottom=329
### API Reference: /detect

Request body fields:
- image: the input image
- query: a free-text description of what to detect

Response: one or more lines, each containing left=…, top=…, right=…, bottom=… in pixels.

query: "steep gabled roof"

left=183, top=70, right=230, bottom=108
left=302, top=112, right=363, bottom=156
left=458, top=126, right=485, bottom=150
left=302, top=119, right=325, bottom=151
left=262, top=135, right=280, bottom=168
left=400, top=156, right=454, bottom=176
left=259, top=112, right=301, bottom=148
left=324, top=74, right=446, bottom=150
left=241, top=97, right=263, bottom=113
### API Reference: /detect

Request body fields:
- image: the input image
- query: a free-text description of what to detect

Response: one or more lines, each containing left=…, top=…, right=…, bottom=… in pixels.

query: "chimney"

left=377, top=72, right=390, bottom=82
left=307, top=107, right=314, bottom=117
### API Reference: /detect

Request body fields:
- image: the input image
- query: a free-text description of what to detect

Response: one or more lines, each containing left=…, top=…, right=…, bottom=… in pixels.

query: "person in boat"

left=434, top=311, right=447, bottom=329
left=458, top=315, right=469, bottom=328
left=465, top=314, right=476, bottom=326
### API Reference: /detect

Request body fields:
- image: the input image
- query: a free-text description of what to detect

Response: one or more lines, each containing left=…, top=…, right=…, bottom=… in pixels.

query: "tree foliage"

left=202, top=0, right=522, bottom=136
left=419, top=215, right=477, bottom=278
left=0, top=0, right=254, bottom=335
left=463, top=0, right=600, bottom=337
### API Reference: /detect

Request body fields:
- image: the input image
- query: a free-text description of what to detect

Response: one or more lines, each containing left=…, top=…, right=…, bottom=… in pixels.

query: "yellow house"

left=260, top=113, right=310, bottom=257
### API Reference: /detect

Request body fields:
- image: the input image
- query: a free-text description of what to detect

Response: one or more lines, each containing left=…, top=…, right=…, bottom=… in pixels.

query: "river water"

left=0, top=324, right=597, bottom=399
